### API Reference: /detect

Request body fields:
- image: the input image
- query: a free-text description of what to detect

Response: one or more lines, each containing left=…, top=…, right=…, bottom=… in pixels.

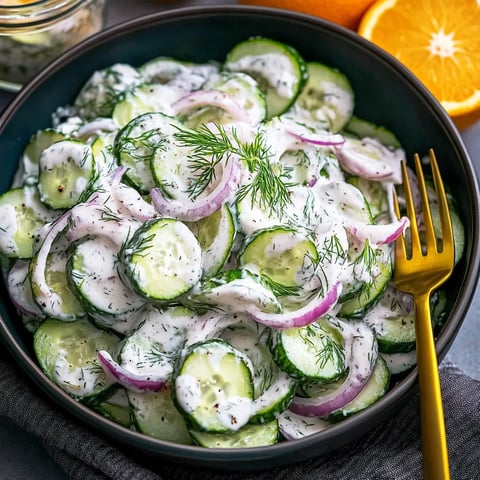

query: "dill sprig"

left=299, top=323, right=345, bottom=370
left=174, top=123, right=294, bottom=215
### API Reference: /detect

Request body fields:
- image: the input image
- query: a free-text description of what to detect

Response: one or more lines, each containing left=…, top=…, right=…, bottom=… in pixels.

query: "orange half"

left=358, top=0, right=480, bottom=129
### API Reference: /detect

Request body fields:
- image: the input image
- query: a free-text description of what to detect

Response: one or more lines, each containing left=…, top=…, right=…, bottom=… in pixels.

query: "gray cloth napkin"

left=0, top=357, right=478, bottom=480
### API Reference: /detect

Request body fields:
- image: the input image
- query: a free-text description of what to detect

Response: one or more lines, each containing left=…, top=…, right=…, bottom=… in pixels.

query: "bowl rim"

left=1, top=4, right=480, bottom=469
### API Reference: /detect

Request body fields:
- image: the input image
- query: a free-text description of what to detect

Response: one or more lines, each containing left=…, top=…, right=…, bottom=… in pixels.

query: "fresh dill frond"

left=261, top=275, right=300, bottom=297
left=174, top=123, right=293, bottom=215
left=299, top=324, right=345, bottom=369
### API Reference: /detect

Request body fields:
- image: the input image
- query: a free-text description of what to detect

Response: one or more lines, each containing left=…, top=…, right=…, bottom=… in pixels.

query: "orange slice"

left=358, top=0, right=480, bottom=129
left=238, top=0, right=377, bottom=30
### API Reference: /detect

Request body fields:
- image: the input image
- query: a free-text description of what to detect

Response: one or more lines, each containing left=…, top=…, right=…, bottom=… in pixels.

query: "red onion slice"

left=289, top=321, right=378, bottom=417
left=97, top=350, right=168, bottom=393
left=345, top=215, right=410, bottom=245
left=245, top=282, right=342, bottom=329
left=334, top=138, right=402, bottom=183
left=287, top=130, right=345, bottom=147
left=151, top=156, right=240, bottom=222
left=172, top=90, right=251, bottom=124
left=30, top=212, right=70, bottom=297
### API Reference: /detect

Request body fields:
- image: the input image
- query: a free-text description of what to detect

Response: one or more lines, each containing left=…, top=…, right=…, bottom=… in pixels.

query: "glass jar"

left=0, top=0, right=106, bottom=91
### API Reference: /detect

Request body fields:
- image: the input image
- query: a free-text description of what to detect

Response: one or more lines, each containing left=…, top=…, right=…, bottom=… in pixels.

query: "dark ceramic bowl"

left=0, top=5, right=479, bottom=471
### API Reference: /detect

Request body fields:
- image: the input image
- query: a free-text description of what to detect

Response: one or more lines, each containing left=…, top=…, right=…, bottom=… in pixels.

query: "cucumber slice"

left=112, top=83, right=181, bottom=127
left=278, top=411, right=329, bottom=440
left=182, top=71, right=267, bottom=128
left=38, top=139, right=95, bottom=210
left=269, top=318, right=346, bottom=382
left=328, top=356, right=390, bottom=422
left=0, top=186, right=57, bottom=259
left=20, top=128, right=68, bottom=184
left=189, top=419, right=279, bottom=448
left=220, top=323, right=296, bottom=424
left=33, top=318, right=119, bottom=399
left=343, top=115, right=402, bottom=148
left=187, top=268, right=281, bottom=314
left=347, top=175, right=389, bottom=222
left=68, top=237, right=145, bottom=331
left=238, top=226, right=318, bottom=288
left=94, top=388, right=132, bottom=427
left=119, top=305, right=195, bottom=381
left=30, top=236, right=87, bottom=321
left=139, top=56, right=218, bottom=91
left=74, top=63, right=143, bottom=121
left=114, top=112, right=176, bottom=193
left=173, top=339, right=254, bottom=433
left=380, top=350, right=417, bottom=375
left=289, top=61, right=354, bottom=133
left=338, top=245, right=393, bottom=318
left=187, top=203, right=237, bottom=277
left=224, top=37, right=307, bottom=118
left=128, top=386, right=192, bottom=444
left=122, top=217, right=202, bottom=301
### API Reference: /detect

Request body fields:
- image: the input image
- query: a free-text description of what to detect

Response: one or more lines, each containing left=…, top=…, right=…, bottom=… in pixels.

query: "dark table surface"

left=0, top=1, right=479, bottom=478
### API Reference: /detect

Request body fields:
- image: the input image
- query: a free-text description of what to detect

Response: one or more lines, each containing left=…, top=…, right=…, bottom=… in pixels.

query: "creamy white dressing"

left=228, top=53, right=298, bottom=98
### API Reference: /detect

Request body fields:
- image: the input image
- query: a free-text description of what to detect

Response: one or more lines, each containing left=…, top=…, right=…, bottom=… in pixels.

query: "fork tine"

left=401, top=159, right=422, bottom=259
left=429, top=149, right=454, bottom=255
left=414, top=153, right=437, bottom=255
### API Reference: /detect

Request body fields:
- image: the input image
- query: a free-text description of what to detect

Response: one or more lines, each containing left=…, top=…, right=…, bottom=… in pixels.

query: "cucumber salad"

left=0, top=37, right=465, bottom=447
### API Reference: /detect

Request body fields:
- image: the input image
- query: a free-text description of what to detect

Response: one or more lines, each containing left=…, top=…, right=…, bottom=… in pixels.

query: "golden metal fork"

left=393, top=149, right=454, bottom=480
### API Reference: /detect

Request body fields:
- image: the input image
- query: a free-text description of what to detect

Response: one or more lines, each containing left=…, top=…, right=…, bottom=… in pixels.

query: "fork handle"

left=415, top=292, right=450, bottom=480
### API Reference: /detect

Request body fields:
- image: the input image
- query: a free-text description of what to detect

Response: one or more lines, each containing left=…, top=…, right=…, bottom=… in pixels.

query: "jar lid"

left=0, top=0, right=86, bottom=30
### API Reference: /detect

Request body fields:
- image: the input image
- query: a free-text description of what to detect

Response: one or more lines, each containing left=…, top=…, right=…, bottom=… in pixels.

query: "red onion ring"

left=245, top=281, right=342, bottom=329
left=97, top=350, right=168, bottom=393
left=172, top=90, right=251, bottom=124
left=345, top=215, right=410, bottom=245
left=287, top=130, right=345, bottom=147
left=30, top=212, right=70, bottom=297
left=289, top=321, right=378, bottom=417
left=151, top=156, right=240, bottom=222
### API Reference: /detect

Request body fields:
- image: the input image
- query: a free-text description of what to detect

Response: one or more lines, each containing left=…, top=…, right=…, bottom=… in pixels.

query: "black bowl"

left=0, top=5, right=479, bottom=471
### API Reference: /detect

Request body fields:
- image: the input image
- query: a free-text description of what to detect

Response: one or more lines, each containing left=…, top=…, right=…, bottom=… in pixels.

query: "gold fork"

left=393, top=149, right=454, bottom=480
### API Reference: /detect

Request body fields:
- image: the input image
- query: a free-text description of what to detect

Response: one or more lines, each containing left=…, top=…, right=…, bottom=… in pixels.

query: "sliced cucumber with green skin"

left=122, top=217, right=202, bottom=302
left=380, top=350, right=417, bottom=375
left=68, top=237, right=146, bottom=330
left=187, top=203, right=237, bottom=277
left=91, top=131, right=117, bottom=176
left=327, top=356, right=390, bottom=422
left=363, top=285, right=416, bottom=354
left=119, top=305, right=195, bottom=381
left=0, top=185, right=57, bottom=258
left=139, top=56, right=218, bottom=91
left=269, top=318, right=346, bottom=382
left=74, top=63, right=143, bottom=121
left=112, top=83, right=181, bottom=127
left=365, top=287, right=448, bottom=354
left=289, top=61, right=354, bottom=133
left=113, top=112, right=174, bottom=193
left=343, top=116, right=402, bottom=148
left=19, top=128, right=68, bottom=185
left=347, top=175, right=389, bottom=222
left=220, top=323, right=296, bottom=424
left=94, top=388, right=132, bottom=428
left=33, top=317, right=119, bottom=399
left=338, top=245, right=393, bottom=319
left=238, top=226, right=318, bottom=288
left=128, top=386, right=192, bottom=444
left=224, top=37, right=307, bottom=119
left=182, top=71, right=267, bottom=127
left=38, top=139, right=95, bottom=210
left=189, top=419, right=279, bottom=448
left=30, top=236, right=87, bottom=321
left=187, top=268, right=281, bottom=314
left=173, top=339, right=254, bottom=433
